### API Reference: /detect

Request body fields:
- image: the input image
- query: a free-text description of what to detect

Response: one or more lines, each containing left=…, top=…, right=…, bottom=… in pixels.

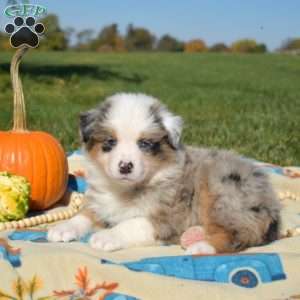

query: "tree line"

left=0, top=14, right=299, bottom=53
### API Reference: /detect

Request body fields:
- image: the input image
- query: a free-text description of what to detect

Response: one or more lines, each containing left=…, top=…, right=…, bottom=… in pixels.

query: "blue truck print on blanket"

left=105, top=293, right=138, bottom=300
left=102, top=253, right=287, bottom=288
left=8, top=230, right=287, bottom=288
left=0, top=238, right=21, bottom=267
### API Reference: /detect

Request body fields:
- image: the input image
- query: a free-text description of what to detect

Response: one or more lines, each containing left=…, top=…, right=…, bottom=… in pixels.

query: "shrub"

left=231, top=39, right=267, bottom=53
left=209, top=43, right=230, bottom=52
left=279, top=38, right=300, bottom=52
left=38, top=14, right=68, bottom=50
left=157, top=34, right=184, bottom=52
left=90, top=24, right=125, bottom=52
left=125, top=24, right=156, bottom=51
left=0, top=32, right=12, bottom=51
left=184, top=39, right=207, bottom=53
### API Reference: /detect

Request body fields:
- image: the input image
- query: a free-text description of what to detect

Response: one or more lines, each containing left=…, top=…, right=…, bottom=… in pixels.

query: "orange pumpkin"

left=0, top=46, right=68, bottom=210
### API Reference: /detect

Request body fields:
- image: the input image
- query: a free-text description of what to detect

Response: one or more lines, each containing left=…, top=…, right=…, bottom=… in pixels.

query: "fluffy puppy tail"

left=196, top=150, right=281, bottom=253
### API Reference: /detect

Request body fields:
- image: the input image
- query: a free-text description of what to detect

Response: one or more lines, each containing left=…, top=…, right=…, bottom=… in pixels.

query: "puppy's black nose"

left=119, top=161, right=134, bottom=174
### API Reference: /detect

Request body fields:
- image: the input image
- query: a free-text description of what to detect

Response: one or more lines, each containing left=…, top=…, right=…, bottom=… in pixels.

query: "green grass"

left=0, top=51, right=299, bottom=165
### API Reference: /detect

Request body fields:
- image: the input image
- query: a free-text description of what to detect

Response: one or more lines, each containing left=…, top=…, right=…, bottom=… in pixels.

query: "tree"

left=38, top=14, right=68, bottom=50
left=279, top=38, right=300, bottom=52
left=65, top=27, right=76, bottom=48
left=157, top=34, right=183, bottom=52
left=231, top=39, right=267, bottom=53
left=184, top=39, right=207, bottom=53
left=91, top=23, right=125, bottom=52
left=125, top=24, right=156, bottom=51
left=209, top=42, right=229, bottom=52
left=0, top=31, right=12, bottom=50
left=76, top=29, right=94, bottom=50
left=255, top=43, right=267, bottom=53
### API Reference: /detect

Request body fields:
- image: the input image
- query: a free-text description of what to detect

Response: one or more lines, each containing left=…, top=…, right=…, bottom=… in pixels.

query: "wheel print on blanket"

left=231, top=269, right=259, bottom=288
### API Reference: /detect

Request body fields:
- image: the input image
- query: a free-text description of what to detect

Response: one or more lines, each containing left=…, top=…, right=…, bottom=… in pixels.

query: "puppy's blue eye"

left=138, top=139, right=154, bottom=150
left=102, top=138, right=117, bottom=152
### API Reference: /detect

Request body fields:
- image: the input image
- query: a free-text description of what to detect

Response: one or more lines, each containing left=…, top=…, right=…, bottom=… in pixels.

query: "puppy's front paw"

left=47, top=215, right=92, bottom=243
left=185, top=241, right=216, bottom=255
left=89, top=230, right=124, bottom=252
left=48, top=222, right=79, bottom=242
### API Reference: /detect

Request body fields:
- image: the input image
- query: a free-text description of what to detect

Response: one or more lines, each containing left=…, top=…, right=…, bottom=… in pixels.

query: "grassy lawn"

left=0, top=51, right=299, bottom=165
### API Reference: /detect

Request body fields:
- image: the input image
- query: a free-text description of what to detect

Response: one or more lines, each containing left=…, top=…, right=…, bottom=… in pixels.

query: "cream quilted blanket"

left=0, top=152, right=299, bottom=300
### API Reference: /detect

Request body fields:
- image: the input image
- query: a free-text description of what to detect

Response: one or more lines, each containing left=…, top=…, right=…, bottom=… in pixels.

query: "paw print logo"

left=5, top=16, right=45, bottom=48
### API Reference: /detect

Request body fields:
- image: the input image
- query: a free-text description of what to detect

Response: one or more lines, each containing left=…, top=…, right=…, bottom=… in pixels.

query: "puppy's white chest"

left=87, top=190, right=151, bottom=226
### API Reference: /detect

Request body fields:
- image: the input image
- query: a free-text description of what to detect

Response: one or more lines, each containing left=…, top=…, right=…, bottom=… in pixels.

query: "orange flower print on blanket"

left=273, top=295, right=300, bottom=300
left=0, top=275, right=43, bottom=300
left=0, top=267, right=118, bottom=300
left=283, top=168, right=300, bottom=179
left=53, top=266, right=118, bottom=300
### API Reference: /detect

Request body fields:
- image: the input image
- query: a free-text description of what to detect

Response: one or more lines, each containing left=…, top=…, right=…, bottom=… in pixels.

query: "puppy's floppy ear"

left=79, top=100, right=111, bottom=145
left=160, top=110, right=183, bottom=149
left=79, top=109, right=98, bottom=143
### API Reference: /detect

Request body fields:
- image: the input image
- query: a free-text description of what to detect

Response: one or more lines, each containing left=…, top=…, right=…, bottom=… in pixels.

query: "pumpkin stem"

left=11, top=45, right=29, bottom=131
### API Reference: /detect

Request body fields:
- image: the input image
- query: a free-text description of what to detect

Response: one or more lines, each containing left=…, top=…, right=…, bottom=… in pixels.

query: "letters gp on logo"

left=4, top=4, right=47, bottom=18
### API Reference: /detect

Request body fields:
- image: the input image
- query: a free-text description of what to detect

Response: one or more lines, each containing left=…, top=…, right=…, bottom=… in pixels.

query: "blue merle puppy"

left=48, top=93, right=281, bottom=254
